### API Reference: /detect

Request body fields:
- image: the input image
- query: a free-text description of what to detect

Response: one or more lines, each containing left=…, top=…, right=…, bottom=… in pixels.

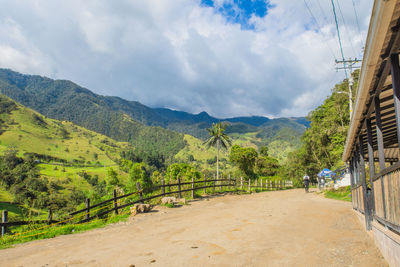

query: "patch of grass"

left=0, top=185, right=14, bottom=202
left=324, top=186, right=351, bottom=202
left=0, top=212, right=131, bottom=249
left=163, top=203, right=174, bottom=208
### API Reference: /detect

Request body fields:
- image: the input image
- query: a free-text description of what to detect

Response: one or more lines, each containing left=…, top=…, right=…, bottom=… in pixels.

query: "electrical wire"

left=331, top=0, right=347, bottom=78
left=316, top=0, right=329, bottom=25
left=303, top=0, right=337, bottom=61
left=351, top=0, right=361, bottom=35
left=335, top=0, right=357, bottom=58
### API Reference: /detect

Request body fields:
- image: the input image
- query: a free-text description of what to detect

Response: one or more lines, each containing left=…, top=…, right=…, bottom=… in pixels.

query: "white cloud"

left=0, top=0, right=373, bottom=118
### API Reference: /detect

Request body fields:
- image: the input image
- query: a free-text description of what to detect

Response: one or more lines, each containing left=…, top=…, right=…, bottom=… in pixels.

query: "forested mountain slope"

left=0, top=68, right=308, bottom=161
left=0, top=69, right=185, bottom=162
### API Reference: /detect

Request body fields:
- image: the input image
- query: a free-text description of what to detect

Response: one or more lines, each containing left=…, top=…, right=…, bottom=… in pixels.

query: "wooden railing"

left=351, top=184, right=364, bottom=213
left=1, top=177, right=294, bottom=238
left=372, top=167, right=400, bottom=233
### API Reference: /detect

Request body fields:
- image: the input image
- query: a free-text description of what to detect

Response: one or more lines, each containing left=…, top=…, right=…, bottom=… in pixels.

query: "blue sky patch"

left=201, top=0, right=274, bottom=29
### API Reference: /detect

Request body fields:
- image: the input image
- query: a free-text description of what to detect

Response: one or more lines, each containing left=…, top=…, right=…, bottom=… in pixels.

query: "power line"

left=316, top=0, right=329, bottom=25
left=303, top=0, right=337, bottom=61
left=331, top=0, right=347, bottom=78
left=351, top=0, right=361, bottom=35
left=335, top=0, right=357, bottom=57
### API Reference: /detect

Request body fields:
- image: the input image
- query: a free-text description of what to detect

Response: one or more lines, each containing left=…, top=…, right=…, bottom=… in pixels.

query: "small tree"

left=204, top=122, right=232, bottom=179
left=259, top=146, right=269, bottom=157
left=229, top=145, right=258, bottom=178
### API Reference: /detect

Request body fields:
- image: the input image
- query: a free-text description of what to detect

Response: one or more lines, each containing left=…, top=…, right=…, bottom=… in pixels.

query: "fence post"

left=162, top=179, right=165, bottom=196
left=220, top=174, right=223, bottom=191
left=136, top=182, right=144, bottom=203
left=178, top=177, right=182, bottom=199
left=204, top=176, right=207, bottom=195
left=192, top=177, right=195, bottom=199
left=1, top=210, right=8, bottom=237
left=229, top=174, right=231, bottom=190
left=85, top=198, right=90, bottom=221
left=241, top=176, right=243, bottom=190
left=213, top=174, right=216, bottom=194
left=47, top=209, right=53, bottom=224
left=255, top=179, right=257, bottom=191
left=248, top=179, right=251, bottom=193
left=113, top=189, right=118, bottom=215
left=261, top=179, right=263, bottom=191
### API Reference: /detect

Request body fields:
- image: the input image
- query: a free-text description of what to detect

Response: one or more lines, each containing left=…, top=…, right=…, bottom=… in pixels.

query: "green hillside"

left=0, top=69, right=185, bottom=163
left=0, top=68, right=307, bottom=162
left=0, top=94, right=130, bottom=182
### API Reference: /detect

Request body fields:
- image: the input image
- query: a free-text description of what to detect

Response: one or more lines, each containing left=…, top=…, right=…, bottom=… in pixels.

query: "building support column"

left=366, top=119, right=376, bottom=215
left=374, top=96, right=387, bottom=219
left=358, top=137, right=371, bottom=230
left=354, top=153, right=361, bottom=211
left=390, top=53, right=400, bottom=148
left=349, top=158, right=355, bottom=209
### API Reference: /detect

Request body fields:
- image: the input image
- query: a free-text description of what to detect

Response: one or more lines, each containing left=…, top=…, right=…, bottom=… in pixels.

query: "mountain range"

left=0, top=68, right=308, bottom=161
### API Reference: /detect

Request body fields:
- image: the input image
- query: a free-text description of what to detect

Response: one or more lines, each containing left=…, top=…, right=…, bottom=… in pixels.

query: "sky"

left=0, top=0, right=373, bottom=118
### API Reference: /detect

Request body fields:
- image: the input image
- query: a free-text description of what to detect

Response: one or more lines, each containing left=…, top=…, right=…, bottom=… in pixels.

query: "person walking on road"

left=303, top=174, right=310, bottom=193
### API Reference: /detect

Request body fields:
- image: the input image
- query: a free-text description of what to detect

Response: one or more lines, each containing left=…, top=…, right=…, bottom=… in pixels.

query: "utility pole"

left=335, top=58, right=362, bottom=119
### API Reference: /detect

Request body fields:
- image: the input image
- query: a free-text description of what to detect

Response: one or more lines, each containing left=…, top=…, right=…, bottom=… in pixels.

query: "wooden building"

left=342, top=1, right=400, bottom=265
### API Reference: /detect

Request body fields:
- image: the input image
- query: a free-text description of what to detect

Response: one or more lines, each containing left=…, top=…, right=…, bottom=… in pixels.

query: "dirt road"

left=0, top=189, right=387, bottom=267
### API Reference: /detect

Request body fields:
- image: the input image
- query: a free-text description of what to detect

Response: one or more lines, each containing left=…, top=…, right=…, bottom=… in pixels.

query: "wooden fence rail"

left=1, top=177, right=293, bottom=237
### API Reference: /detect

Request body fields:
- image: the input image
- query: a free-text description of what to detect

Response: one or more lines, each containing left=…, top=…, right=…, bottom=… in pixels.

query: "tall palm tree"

left=204, top=122, right=232, bottom=179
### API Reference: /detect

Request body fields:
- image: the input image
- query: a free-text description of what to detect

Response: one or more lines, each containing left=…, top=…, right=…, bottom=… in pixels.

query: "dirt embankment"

left=0, top=189, right=387, bottom=267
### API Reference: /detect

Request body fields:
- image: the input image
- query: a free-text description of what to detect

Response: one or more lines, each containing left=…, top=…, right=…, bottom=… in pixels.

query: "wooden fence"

left=372, top=167, right=400, bottom=233
left=1, top=176, right=294, bottom=238
left=352, top=184, right=365, bottom=213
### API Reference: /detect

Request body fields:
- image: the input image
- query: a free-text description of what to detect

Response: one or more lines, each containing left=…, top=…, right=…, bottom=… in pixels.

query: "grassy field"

left=0, top=99, right=131, bottom=165
left=0, top=185, right=13, bottom=202
left=0, top=95, right=132, bottom=212
left=324, top=186, right=351, bottom=202
left=175, top=134, right=234, bottom=171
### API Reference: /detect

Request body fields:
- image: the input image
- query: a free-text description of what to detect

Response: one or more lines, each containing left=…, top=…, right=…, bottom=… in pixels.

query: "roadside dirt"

left=0, top=189, right=387, bottom=267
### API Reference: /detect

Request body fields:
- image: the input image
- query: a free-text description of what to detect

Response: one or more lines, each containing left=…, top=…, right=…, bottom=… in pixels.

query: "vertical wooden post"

left=85, top=198, right=90, bottom=221
left=374, top=96, right=387, bottom=219
left=2, top=210, right=8, bottom=237
left=178, top=177, right=182, bottom=199
left=136, top=182, right=144, bottom=203
left=240, top=176, right=243, bottom=190
left=248, top=179, right=251, bottom=193
left=261, top=179, right=263, bottom=191
left=255, top=179, right=257, bottom=190
left=390, top=53, right=400, bottom=146
left=229, top=174, right=231, bottom=190
left=366, top=119, right=376, bottom=214
left=162, top=179, right=165, bottom=196
left=220, top=174, right=223, bottom=191
left=113, top=189, right=118, bottom=215
left=204, top=176, right=207, bottom=195
left=213, top=174, right=216, bottom=193
left=358, top=139, right=371, bottom=230
left=191, top=177, right=195, bottom=199
left=47, top=209, right=53, bottom=224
